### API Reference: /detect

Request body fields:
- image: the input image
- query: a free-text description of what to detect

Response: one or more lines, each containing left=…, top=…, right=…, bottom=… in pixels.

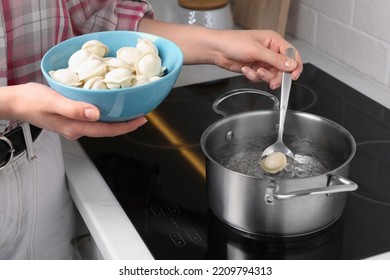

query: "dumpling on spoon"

left=260, top=152, right=287, bottom=174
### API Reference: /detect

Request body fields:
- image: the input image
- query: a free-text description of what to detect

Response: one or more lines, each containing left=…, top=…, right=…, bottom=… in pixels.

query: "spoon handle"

left=278, top=47, right=295, bottom=141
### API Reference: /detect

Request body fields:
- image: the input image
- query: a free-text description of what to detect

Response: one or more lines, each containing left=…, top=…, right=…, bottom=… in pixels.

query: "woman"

left=0, top=0, right=302, bottom=259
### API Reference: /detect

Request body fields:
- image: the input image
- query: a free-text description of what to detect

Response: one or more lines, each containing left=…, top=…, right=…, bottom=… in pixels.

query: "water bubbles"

left=216, top=138, right=332, bottom=179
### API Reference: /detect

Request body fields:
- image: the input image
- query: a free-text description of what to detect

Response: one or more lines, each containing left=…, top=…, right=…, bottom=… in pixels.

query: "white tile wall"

left=287, top=0, right=390, bottom=91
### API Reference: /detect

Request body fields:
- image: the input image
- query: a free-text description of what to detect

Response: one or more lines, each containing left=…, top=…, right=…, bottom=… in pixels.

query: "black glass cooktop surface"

left=79, top=64, right=390, bottom=259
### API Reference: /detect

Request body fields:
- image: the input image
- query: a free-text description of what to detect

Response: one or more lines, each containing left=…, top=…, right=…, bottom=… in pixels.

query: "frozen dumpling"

left=260, top=152, right=287, bottom=173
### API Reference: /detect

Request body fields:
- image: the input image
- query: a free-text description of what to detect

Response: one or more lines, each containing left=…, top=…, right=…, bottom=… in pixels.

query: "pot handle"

left=212, top=88, right=280, bottom=117
left=265, top=174, right=358, bottom=204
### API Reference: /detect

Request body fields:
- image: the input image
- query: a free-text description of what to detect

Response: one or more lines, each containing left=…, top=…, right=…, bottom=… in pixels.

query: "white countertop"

left=62, top=37, right=390, bottom=260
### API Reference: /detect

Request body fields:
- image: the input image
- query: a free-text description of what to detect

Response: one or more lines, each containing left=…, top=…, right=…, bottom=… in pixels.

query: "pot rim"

left=200, top=110, right=357, bottom=181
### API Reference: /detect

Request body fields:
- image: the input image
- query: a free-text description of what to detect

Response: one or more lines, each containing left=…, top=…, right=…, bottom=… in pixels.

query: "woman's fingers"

left=58, top=116, right=148, bottom=140
left=241, top=66, right=282, bottom=89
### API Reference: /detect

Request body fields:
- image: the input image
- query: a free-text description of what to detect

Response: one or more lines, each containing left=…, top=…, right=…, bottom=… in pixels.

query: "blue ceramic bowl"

left=41, top=31, right=183, bottom=122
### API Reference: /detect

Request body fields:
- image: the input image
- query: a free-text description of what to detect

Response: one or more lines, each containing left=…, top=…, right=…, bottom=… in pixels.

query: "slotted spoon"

left=260, top=47, right=295, bottom=159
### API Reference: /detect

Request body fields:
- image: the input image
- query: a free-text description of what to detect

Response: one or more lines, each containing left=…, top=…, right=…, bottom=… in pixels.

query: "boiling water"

left=214, top=138, right=339, bottom=179
left=220, top=151, right=329, bottom=179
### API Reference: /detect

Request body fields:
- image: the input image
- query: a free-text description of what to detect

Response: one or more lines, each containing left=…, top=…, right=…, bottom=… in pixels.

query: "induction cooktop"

left=79, top=63, right=390, bottom=259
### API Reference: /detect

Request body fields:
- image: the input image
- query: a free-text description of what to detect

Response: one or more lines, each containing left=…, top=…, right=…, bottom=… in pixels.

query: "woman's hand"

left=209, top=29, right=303, bottom=89
left=0, top=82, right=147, bottom=140
left=138, top=19, right=303, bottom=90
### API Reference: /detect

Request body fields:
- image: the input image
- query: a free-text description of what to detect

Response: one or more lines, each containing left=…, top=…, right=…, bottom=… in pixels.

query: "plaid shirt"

left=0, top=0, right=153, bottom=131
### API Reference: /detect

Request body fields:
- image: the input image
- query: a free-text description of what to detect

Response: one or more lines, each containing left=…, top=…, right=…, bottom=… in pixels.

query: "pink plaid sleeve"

left=66, top=0, right=154, bottom=35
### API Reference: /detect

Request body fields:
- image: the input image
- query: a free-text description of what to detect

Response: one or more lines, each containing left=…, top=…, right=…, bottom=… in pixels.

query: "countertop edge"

left=61, top=137, right=154, bottom=260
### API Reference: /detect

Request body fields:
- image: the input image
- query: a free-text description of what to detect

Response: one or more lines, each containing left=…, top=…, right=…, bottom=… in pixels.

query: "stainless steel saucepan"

left=201, top=89, right=358, bottom=236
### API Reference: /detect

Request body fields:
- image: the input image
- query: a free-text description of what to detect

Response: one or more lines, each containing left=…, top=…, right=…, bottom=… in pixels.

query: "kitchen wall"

left=287, top=0, right=390, bottom=91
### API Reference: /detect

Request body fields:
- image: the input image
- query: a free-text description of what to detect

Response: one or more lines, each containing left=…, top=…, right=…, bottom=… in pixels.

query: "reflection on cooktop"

left=125, top=98, right=219, bottom=148
left=79, top=64, right=390, bottom=260
left=207, top=211, right=342, bottom=260
left=349, top=140, right=390, bottom=205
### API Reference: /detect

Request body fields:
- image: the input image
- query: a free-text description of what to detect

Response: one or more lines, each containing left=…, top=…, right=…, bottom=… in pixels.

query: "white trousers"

left=0, top=127, right=75, bottom=259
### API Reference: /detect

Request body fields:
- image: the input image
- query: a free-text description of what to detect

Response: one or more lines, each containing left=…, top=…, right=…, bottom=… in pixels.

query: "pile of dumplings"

left=49, top=38, right=166, bottom=90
